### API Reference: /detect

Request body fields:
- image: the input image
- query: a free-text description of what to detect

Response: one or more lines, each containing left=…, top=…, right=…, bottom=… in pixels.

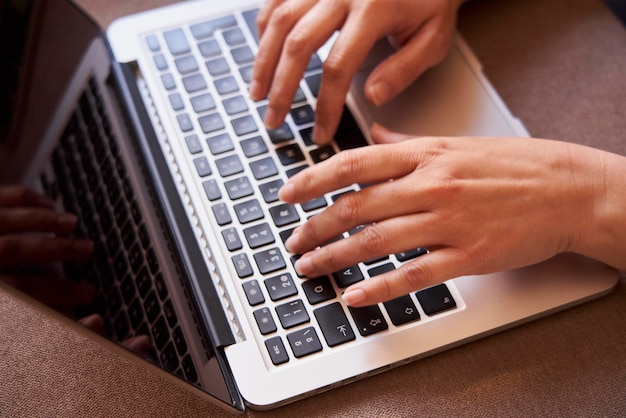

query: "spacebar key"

left=314, top=302, right=355, bottom=347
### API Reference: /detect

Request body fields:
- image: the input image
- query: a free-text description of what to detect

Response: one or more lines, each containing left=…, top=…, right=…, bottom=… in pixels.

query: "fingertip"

left=366, top=81, right=391, bottom=107
left=341, top=286, right=367, bottom=307
left=278, top=181, right=295, bottom=202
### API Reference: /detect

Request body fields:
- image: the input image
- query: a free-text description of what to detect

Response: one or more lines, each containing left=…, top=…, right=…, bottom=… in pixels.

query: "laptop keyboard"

left=41, top=77, right=200, bottom=385
left=142, top=8, right=460, bottom=366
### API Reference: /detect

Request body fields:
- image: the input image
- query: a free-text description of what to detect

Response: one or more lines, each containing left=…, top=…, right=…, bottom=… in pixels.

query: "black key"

left=259, top=179, right=283, bottom=203
left=242, top=9, right=260, bottom=44
left=232, top=115, right=258, bottom=136
left=368, top=262, right=395, bottom=277
left=144, top=291, right=160, bottom=324
left=198, top=113, right=225, bottom=134
left=223, top=27, right=245, bottom=46
left=202, top=179, right=222, bottom=201
left=363, top=255, right=389, bottom=266
left=160, top=342, right=179, bottom=372
left=290, top=105, right=315, bottom=125
left=267, top=123, right=294, bottom=144
left=163, top=28, right=190, bottom=55
left=233, top=198, right=264, bottom=223
left=275, top=299, right=309, bottom=329
left=306, top=54, right=323, bottom=71
left=206, top=57, right=230, bottom=76
left=302, top=276, right=336, bottom=305
left=225, top=176, right=253, bottom=200
left=198, top=39, right=221, bottom=57
left=310, top=145, right=335, bottom=163
left=254, top=247, right=286, bottom=275
left=151, top=316, right=170, bottom=349
left=292, top=87, right=306, bottom=103
left=232, top=253, right=254, bottom=278
left=314, top=302, right=356, bottom=347
left=128, top=243, right=145, bottom=274
left=161, top=73, right=176, bottom=90
left=265, top=336, right=289, bottom=365
left=415, top=284, right=456, bottom=316
left=182, top=73, right=207, bottom=93
left=241, top=135, right=268, bottom=157
left=276, top=143, right=305, bottom=166
left=301, top=196, right=327, bottom=212
left=231, top=45, right=254, bottom=64
left=332, top=265, right=364, bottom=288
left=300, top=127, right=314, bottom=146
left=287, top=327, right=322, bottom=358
left=348, top=305, right=388, bottom=336
left=279, top=227, right=295, bottom=245
left=244, top=223, right=275, bottom=248
left=222, top=96, right=248, bottom=115
left=239, top=65, right=253, bottom=83
left=182, top=355, right=198, bottom=382
left=172, top=326, right=188, bottom=355
left=211, top=202, right=232, bottom=225
left=264, top=273, right=297, bottom=301
left=190, top=15, right=237, bottom=40
left=135, top=267, right=152, bottom=297
left=254, top=307, right=277, bottom=335
left=286, top=164, right=308, bottom=178
left=250, top=156, right=278, bottom=180
left=176, top=113, right=194, bottom=132
left=163, top=299, right=178, bottom=327
left=305, top=73, right=322, bottom=97
left=190, top=92, right=216, bottom=113
left=395, top=247, right=428, bottom=262
left=155, top=273, right=168, bottom=301
left=269, top=203, right=300, bottom=227
left=146, top=248, right=159, bottom=274
left=243, top=280, right=265, bottom=306
left=222, top=227, right=243, bottom=251
left=174, top=55, right=199, bottom=74
left=193, top=156, right=212, bottom=177
left=215, top=154, right=244, bottom=177
left=383, top=295, right=420, bottom=326
left=206, top=133, right=234, bottom=154
left=214, top=76, right=239, bottom=95
left=184, top=134, right=202, bottom=154
left=128, top=297, right=145, bottom=329
left=335, top=105, right=369, bottom=150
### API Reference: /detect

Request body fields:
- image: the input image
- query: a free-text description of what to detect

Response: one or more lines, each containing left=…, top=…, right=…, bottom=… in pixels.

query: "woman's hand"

left=279, top=126, right=626, bottom=306
left=251, top=0, right=465, bottom=143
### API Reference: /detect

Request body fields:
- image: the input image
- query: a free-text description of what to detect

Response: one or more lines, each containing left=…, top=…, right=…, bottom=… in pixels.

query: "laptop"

left=0, top=0, right=617, bottom=412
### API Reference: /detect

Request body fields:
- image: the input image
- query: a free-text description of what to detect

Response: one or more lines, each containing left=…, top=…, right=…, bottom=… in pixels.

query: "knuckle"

left=400, top=260, right=435, bottom=291
left=322, top=56, right=348, bottom=83
left=270, top=3, right=298, bottom=30
left=334, top=150, right=366, bottom=178
left=335, top=194, right=364, bottom=224
left=284, top=29, right=313, bottom=58
left=358, top=225, right=389, bottom=256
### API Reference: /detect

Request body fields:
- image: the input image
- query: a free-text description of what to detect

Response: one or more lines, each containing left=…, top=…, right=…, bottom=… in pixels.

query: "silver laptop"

left=0, top=0, right=617, bottom=412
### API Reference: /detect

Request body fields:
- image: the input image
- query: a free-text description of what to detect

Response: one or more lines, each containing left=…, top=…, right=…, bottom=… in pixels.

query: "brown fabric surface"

left=1, top=0, right=625, bottom=416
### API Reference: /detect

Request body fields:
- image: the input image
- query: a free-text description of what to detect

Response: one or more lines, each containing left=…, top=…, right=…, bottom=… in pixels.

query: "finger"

left=250, top=0, right=320, bottom=103
left=122, top=335, right=152, bottom=357
left=0, top=236, right=93, bottom=267
left=341, top=248, right=467, bottom=306
left=79, top=313, right=104, bottom=334
left=0, top=186, right=54, bottom=208
left=365, top=18, right=454, bottom=106
left=2, top=274, right=95, bottom=308
left=279, top=141, right=417, bottom=204
left=256, top=0, right=288, bottom=39
left=292, top=211, right=440, bottom=277
left=0, top=208, right=77, bottom=235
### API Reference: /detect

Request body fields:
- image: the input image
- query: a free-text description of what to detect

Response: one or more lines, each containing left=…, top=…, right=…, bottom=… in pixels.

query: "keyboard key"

left=368, top=262, right=395, bottom=277
left=306, top=53, right=323, bottom=71
left=302, top=276, right=336, bottom=305
left=314, top=302, right=355, bottom=347
left=244, top=222, right=275, bottom=248
left=154, top=54, right=168, bottom=70
left=231, top=45, right=254, bottom=64
left=285, top=164, right=308, bottom=178
left=222, top=95, right=248, bottom=115
left=223, top=27, right=246, bottom=46
left=225, top=176, right=253, bottom=200
left=254, top=307, right=277, bottom=335
left=290, top=105, right=315, bottom=125
left=242, top=9, right=260, bottom=44
left=169, top=93, right=184, bottom=111
left=269, top=203, right=300, bottom=227
left=233, top=198, right=264, bottom=223
left=146, top=34, right=160, bottom=52
left=190, top=15, right=237, bottom=40
left=198, top=113, right=225, bottom=134
left=310, top=145, right=336, bottom=163
left=184, top=134, right=202, bottom=154
left=301, top=196, right=327, bottom=212
left=214, top=76, right=239, bottom=95
left=232, top=253, right=254, bottom=278
left=174, top=55, right=199, bottom=74
left=176, top=113, right=193, bottom=132
left=383, top=295, right=420, bottom=326
left=249, top=156, right=278, bottom=180
left=332, top=265, right=364, bottom=288
left=305, top=73, right=322, bottom=97
left=202, top=179, right=222, bottom=201
left=276, top=143, right=305, bottom=166
left=215, top=154, right=244, bottom=177
left=161, top=73, right=176, bottom=90
left=193, top=156, right=212, bottom=177
left=198, top=39, right=221, bottom=57
left=287, top=327, right=322, bottom=358
left=163, top=28, right=190, bottom=55
left=265, top=336, right=289, bottom=365
left=182, top=73, right=207, bottom=93
left=151, top=316, right=170, bottom=349
left=264, top=273, right=297, bottom=301
left=190, top=92, right=216, bottom=113
left=395, top=247, right=428, bottom=262
left=254, top=247, right=286, bottom=274
left=267, top=123, right=294, bottom=144
left=222, top=227, right=243, bottom=251
left=275, top=299, right=309, bottom=329
left=205, top=133, right=233, bottom=155
left=348, top=304, right=388, bottom=336
left=243, top=280, right=265, bottom=306
left=240, top=135, right=268, bottom=157
left=232, top=115, right=258, bottom=136
left=206, top=57, right=230, bottom=76
left=415, top=284, right=456, bottom=316
left=211, top=202, right=232, bottom=225
left=239, top=65, right=253, bottom=83
left=259, top=179, right=284, bottom=203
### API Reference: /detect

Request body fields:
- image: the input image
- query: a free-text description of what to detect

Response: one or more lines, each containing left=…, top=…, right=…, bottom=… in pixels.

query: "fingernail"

left=57, top=213, right=78, bottom=230
left=249, top=79, right=262, bottom=101
left=368, top=81, right=390, bottom=106
left=312, top=125, right=327, bottom=144
left=278, top=182, right=295, bottom=202
left=294, top=253, right=313, bottom=277
left=263, top=107, right=281, bottom=129
left=342, top=287, right=366, bottom=306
